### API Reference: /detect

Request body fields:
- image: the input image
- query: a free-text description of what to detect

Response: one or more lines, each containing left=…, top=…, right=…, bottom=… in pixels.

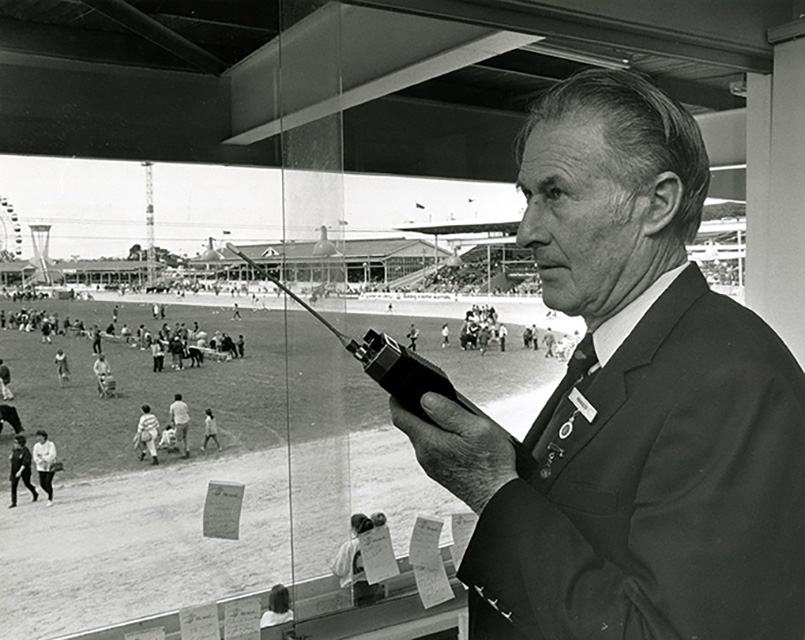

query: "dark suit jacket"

left=457, top=264, right=805, bottom=639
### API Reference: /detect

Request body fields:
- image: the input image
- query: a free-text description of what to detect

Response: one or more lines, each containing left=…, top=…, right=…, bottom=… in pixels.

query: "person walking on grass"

left=201, top=408, right=222, bottom=452
left=169, top=393, right=191, bottom=458
left=135, top=404, right=160, bottom=466
left=9, top=434, right=38, bottom=508
left=54, top=349, right=70, bottom=387
left=32, top=430, right=56, bottom=506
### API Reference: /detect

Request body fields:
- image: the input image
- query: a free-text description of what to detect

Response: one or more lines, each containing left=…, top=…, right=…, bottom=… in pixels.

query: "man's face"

left=516, top=116, right=649, bottom=324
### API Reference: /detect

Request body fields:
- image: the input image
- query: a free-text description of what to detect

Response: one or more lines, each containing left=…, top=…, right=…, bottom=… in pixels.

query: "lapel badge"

left=558, top=417, right=574, bottom=439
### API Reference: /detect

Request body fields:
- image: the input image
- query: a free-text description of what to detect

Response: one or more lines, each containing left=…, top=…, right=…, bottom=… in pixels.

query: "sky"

left=0, top=155, right=527, bottom=261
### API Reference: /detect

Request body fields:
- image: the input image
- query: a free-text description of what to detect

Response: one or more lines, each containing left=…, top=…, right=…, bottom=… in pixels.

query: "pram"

left=97, top=373, right=117, bottom=398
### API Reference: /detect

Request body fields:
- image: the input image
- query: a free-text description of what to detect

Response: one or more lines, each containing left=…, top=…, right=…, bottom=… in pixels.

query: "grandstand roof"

left=397, top=202, right=746, bottom=237
left=191, top=237, right=449, bottom=264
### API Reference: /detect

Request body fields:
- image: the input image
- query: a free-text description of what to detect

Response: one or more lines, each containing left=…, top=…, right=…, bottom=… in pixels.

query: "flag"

left=468, top=198, right=475, bottom=203
left=415, top=203, right=425, bottom=209
left=222, top=230, right=231, bottom=235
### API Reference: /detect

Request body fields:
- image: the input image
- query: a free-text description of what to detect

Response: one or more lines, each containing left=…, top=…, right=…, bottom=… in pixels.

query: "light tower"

left=142, top=161, right=156, bottom=286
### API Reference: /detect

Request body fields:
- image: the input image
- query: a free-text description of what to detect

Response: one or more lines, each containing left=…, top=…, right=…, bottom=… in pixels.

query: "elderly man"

left=391, top=69, right=805, bottom=639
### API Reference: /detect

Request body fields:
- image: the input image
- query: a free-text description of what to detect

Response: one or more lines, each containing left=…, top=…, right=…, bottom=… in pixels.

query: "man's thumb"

left=420, top=392, right=467, bottom=434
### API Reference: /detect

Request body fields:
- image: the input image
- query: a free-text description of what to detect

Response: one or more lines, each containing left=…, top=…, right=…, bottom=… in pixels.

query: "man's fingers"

left=389, top=397, right=429, bottom=439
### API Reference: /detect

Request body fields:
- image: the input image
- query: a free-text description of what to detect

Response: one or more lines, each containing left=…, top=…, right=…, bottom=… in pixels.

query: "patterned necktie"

left=532, top=333, right=599, bottom=474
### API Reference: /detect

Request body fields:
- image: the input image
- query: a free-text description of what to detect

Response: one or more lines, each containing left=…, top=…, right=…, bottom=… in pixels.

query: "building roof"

left=396, top=202, right=747, bottom=237
left=53, top=260, right=149, bottom=273
left=190, top=237, right=450, bottom=265
left=0, top=262, right=35, bottom=274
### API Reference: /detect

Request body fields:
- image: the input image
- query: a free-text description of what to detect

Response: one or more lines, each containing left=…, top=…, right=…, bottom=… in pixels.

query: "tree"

left=127, top=244, right=143, bottom=261
left=154, top=247, right=185, bottom=268
left=126, top=244, right=184, bottom=267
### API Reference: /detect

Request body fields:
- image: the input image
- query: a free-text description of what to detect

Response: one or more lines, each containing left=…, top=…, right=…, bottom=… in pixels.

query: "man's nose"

left=516, top=201, right=546, bottom=248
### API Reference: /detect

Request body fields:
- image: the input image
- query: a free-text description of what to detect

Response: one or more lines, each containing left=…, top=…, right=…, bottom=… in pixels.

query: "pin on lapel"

left=558, top=414, right=576, bottom=439
left=569, top=387, right=597, bottom=423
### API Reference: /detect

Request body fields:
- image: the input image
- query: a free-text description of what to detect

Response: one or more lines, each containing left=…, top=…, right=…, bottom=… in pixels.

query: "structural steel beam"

left=345, top=0, right=779, bottom=72
left=223, top=3, right=541, bottom=145
left=695, top=108, right=747, bottom=169
left=79, top=0, right=228, bottom=75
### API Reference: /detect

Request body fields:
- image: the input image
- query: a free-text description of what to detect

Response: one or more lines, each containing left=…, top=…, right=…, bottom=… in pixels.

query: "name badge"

left=568, top=387, right=597, bottom=423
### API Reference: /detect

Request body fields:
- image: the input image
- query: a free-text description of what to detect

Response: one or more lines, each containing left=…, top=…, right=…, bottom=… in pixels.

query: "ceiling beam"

left=0, top=16, right=195, bottom=71
left=345, top=0, right=776, bottom=72
left=224, top=3, right=542, bottom=145
left=130, top=0, right=278, bottom=31
left=654, top=75, right=746, bottom=112
left=79, top=0, right=228, bottom=75
left=695, top=108, right=747, bottom=168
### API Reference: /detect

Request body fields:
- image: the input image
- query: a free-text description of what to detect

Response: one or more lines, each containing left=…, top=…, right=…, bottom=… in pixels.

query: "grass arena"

left=0, top=291, right=579, bottom=639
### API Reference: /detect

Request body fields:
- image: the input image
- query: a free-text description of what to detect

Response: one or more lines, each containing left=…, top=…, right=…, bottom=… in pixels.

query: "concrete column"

left=745, top=38, right=805, bottom=363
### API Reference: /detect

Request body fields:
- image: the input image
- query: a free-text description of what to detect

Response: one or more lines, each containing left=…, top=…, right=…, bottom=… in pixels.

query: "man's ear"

left=642, top=171, right=683, bottom=236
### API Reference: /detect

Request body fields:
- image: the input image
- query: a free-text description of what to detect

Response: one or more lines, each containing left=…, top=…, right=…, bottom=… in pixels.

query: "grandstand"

left=403, top=202, right=746, bottom=294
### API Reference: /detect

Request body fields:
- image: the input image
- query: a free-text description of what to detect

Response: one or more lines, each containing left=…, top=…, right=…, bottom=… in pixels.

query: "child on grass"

left=54, top=349, right=70, bottom=387
left=157, top=425, right=178, bottom=453
left=202, top=407, right=222, bottom=451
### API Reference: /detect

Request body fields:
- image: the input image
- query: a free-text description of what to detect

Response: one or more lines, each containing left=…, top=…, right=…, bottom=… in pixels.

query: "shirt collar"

left=593, top=262, right=691, bottom=367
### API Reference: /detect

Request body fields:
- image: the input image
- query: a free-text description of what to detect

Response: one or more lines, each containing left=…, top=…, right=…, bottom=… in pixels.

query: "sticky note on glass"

left=409, top=515, right=443, bottom=568
left=125, top=628, right=165, bottom=640
left=359, top=525, right=400, bottom=584
left=179, top=603, right=220, bottom=640
left=450, top=512, right=478, bottom=571
left=203, top=481, right=245, bottom=540
left=414, top=562, right=454, bottom=609
left=224, top=597, right=261, bottom=640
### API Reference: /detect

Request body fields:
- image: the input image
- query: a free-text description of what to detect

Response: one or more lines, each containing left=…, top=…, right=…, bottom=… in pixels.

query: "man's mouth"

left=536, top=261, right=562, bottom=270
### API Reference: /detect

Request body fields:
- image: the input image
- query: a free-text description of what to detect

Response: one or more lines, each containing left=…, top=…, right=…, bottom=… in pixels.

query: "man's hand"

left=390, top=392, right=518, bottom=514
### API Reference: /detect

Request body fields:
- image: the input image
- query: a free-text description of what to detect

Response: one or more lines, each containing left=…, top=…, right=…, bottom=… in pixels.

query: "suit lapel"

left=524, top=264, right=710, bottom=489
left=522, top=374, right=573, bottom=451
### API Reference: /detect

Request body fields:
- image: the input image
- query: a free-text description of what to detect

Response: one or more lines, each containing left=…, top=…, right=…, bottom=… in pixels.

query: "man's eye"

left=545, top=187, right=563, bottom=201
left=520, top=188, right=533, bottom=201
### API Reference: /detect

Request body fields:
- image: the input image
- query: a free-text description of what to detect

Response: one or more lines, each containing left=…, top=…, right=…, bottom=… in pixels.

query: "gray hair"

left=518, top=69, right=710, bottom=244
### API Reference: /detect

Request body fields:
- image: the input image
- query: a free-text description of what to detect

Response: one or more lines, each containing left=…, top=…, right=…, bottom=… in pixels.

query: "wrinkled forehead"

left=518, top=115, right=613, bottom=183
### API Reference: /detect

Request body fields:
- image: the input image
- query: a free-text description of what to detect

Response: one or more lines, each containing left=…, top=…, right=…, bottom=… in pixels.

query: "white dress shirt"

left=593, top=262, right=691, bottom=368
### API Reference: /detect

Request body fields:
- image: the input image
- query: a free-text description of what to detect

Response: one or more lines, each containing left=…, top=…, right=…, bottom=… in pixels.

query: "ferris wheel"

left=0, top=197, right=23, bottom=261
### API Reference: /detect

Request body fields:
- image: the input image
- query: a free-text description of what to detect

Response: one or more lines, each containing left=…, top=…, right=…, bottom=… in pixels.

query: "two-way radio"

left=225, top=243, right=537, bottom=478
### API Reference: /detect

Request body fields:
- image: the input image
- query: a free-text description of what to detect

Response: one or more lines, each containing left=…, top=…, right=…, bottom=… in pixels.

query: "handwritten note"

left=179, top=603, right=220, bottom=640
left=409, top=515, right=443, bottom=568
left=203, top=481, right=245, bottom=540
left=224, top=598, right=260, bottom=640
left=414, top=562, right=454, bottom=609
left=125, top=628, right=165, bottom=640
left=450, top=512, right=478, bottom=570
left=359, top=525, right=400, bottom=584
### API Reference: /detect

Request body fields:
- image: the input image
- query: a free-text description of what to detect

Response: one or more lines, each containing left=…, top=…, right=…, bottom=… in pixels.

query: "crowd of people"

left=442, top=304, right=510, bottom=355
left=1, top=300, right=251, bottom=509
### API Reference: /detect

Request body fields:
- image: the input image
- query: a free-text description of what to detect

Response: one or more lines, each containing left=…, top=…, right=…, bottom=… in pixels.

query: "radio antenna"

left=225, top=242, right=358, bottom=351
